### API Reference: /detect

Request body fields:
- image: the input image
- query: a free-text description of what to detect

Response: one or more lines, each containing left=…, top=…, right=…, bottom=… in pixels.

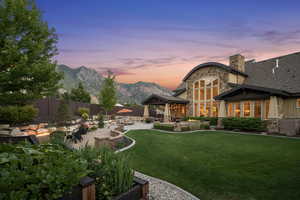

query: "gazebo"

left=142, top=94, right=189, bottom=122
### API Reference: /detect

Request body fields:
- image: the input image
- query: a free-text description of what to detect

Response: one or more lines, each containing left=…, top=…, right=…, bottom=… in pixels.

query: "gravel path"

left=134, top=171, right=200, bottom=200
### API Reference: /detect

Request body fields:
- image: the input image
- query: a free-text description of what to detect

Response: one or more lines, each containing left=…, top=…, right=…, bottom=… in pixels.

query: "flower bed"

left=222, top=117, right=266, bottom=132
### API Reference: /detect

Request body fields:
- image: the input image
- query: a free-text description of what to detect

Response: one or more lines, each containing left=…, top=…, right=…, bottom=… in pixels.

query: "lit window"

left=195, top=81, right=199, bottom=88
left=265, top=100, right=270, bottom=119
left=206, top=87, right=211, bottom=100
left=200, top=103, right=205, bottom=116
left=200, top=88, right=204, bottom=100
left=254, top=101, right=261, bottom=118
left=297, top=99, right=300, bottom=108
left=194, top=103, right=198, bottom=116
left=228, top=103, right=233, bottom=117
left=212, top=102, right=218, bottom=117
left=235, top=102, right=240, bottom=117
left=243, top=101, right=251, bottom=117
left=206, top=103, right=211, bottom=117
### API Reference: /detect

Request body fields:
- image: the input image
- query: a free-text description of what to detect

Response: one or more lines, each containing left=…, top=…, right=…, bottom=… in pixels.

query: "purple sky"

left=37, top=0, right=300, bottom=89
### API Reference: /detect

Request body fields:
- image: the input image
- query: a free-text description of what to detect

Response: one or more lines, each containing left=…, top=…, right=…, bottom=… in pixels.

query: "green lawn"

left=124, top=130, right=300, bottom=200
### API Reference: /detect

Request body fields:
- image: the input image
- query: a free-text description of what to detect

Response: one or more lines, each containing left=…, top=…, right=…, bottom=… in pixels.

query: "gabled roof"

left=173, top=88, right=186, bottom=97
left=214, top=84, right=291, bottom=100
left=182, top=62, right=248, bottom=81
left=142, top=94, right=189, bottom=105
left=244, top=51, right=300, bottom=93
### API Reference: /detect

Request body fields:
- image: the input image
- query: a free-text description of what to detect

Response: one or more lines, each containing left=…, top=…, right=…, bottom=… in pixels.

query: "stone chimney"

left=229, top=54, right=245, bottom=72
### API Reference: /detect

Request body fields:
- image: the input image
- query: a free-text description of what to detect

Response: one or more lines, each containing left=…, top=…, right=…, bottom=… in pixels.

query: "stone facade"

left=185, top=66, right=234, bottom=116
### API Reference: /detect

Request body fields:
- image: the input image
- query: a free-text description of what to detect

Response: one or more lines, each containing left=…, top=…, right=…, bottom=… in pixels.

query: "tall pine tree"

left=0, top=0, right=62, bottom=105
left=98, top=71, right=117, bottom=116
left=69, top=82, right=91, bottom=103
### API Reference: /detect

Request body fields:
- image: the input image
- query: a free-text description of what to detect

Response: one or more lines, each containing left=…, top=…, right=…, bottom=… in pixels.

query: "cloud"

left=59, top=48, right=105, bottom=53
left=253, top=29, right=300, bottom=44
left=96, top=67, right=135, bottom=76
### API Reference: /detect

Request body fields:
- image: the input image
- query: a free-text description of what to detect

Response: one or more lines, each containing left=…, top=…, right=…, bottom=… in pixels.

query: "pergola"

left=142, top=94, right=189, bottom=122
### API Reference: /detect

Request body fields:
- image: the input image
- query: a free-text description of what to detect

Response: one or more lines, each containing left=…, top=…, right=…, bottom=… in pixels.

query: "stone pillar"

left=267, top=96, right=280, bottom=133
left=250, top=101, right=255, bottom=117
left=164, top=103, right=171, bottom=122
left=217, top=100, right=226, bottom=128
left=268, top=96, right=279, bottom=119
left=143, top=105, right=149, bottom=119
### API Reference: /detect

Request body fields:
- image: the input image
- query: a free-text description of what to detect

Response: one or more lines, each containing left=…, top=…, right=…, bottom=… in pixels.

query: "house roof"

left=142, top=94, right=189, bottom=105
left=244, top=51, right=300, bottom=93
left=182, top=62, right=248, bottom=81
left=173, top=88, right=186, bottom=97
left=214, top=84, right=291, bottom=100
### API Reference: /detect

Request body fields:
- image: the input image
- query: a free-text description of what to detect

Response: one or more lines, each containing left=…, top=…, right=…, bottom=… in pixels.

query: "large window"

left=193, top=79, right=219, bottom=117
left=243, top=101, right=251, bottom=117
left=264, top=100, right=270, bottom=119
left=235, top=102, right=240, bottom=117
left=297, top=99, right=300, bottom=108
left=228, top=103, right=234, bottom=117
left=254, top=101, right=262, bottom=118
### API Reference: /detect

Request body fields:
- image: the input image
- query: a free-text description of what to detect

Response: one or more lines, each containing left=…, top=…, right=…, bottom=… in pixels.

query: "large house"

left=143, top=52, right=300, bottom=134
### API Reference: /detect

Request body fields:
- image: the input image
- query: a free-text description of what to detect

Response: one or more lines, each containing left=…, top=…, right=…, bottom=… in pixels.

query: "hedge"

left=222, top=117, right=266, bottom=132
left=0, top=105, right=38, bottom=125
left=183, top=117, right=218, bottom=126
left=153, top=123, right=174, bottom=131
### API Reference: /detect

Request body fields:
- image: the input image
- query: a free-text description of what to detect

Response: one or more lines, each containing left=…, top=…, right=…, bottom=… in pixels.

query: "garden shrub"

left=0, top=105, right=38, bottom=125
left=56, top=101, right=71, bottom=125
left=181, top=126, right=190, bottom=132
left=222, top=117, right=266, bottom=132
left=183, top=116, right=218, bottom=126
left=89, top=126, right=98, bottom=131
left=77, top=147, right=133, bottom=200
left=153, top=123, right=174, bottom=131
left=200, top=124, right=210, bottom=130
left=49, top=131, right=66, bottom=146
left=145, top=117, right=153, bottom=123
left=0, top=144, right=89, bottom=200
left=98, top=114, right=104, bottom=128
left=78, top=107, right=90, bottom=116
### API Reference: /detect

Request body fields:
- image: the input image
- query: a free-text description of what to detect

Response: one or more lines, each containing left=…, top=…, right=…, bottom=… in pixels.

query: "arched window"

left=193, top=78, right=219, bottom=117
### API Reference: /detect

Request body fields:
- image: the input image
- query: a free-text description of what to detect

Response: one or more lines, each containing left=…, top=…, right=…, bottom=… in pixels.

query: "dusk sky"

left=37, top=0, right=300, bottom=89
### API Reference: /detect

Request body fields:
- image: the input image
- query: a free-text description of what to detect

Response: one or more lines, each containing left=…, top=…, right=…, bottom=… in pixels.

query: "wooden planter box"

left=59, top=176, right=95, bottom=200
left=113, top=176, right=149, bottom=200
left=59, top=176, right=148, bottom=200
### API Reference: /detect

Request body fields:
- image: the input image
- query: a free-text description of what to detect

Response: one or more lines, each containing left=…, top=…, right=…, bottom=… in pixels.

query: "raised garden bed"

left=113, top=176, right=149, bottom=200
left=58, top=176, right=95, bottom=200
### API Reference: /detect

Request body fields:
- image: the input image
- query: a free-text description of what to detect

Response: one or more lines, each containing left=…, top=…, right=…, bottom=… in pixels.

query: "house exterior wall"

left=185, top=66, right=237, bottom=116
left=228, top=73, right=246, bottom=84
left=282, top=98, right=300, bottom=118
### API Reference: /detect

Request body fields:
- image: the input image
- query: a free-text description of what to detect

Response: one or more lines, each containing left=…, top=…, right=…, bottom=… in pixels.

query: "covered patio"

left=142, top=94, right=189, bottom=122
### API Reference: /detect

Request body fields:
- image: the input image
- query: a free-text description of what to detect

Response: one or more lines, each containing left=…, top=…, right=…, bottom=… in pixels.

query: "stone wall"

left=185, top=66, right=234, bottom=116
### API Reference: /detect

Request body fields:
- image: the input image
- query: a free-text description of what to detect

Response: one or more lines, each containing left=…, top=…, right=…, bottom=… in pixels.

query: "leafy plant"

left=98, top=114, right=104, bottom=128
left=0, top=105, right=38, bottom=125
left=222, top=117, right=266, bottom=132
left=98, top=71, right=117, bottom=117
left=153, top=123, right=174, bottom=131
left=0, top=0, right=62, bottom=106
left=49, top=131, right=66, bottom=146
left=0, top=143, right=89, bottom=200
left=77, top=147, right=134, bottom=200
left=70, top=82, right=91, bottom=103
left=200, top=124, right=210, bottom=130
left=78, top=107, right=90, bottom=116
left=56, top=101, right=71, bottom=125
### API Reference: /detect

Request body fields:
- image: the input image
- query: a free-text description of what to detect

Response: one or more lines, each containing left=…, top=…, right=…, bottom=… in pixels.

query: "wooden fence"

left=33, top=97, right=103, bottom=123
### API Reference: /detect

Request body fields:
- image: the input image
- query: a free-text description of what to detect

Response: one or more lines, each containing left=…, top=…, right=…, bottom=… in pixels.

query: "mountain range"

left=56, top=65, right=173, bottom=104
